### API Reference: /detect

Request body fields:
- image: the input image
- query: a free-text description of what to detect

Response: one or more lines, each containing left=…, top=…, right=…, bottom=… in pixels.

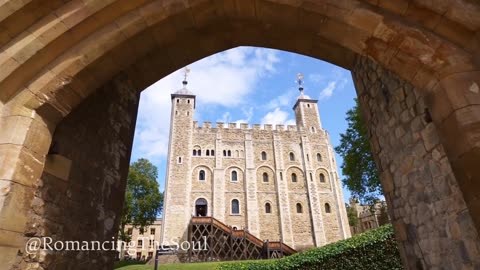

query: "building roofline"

left=171, top=93, right=196, bottom=99
left=293, top=98, right=318, bottom=110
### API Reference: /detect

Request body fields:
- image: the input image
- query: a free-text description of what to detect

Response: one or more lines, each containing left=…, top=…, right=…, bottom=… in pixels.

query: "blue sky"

left=130, top=47, right=357, bottom=203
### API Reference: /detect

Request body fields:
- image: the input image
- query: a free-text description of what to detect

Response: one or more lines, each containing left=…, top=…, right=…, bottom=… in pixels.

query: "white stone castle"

left=161, top=72, right=350, bottom=250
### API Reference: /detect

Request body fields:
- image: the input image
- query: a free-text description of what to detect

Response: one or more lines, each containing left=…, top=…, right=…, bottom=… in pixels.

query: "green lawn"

left=114, top=260, right=265, bottom=270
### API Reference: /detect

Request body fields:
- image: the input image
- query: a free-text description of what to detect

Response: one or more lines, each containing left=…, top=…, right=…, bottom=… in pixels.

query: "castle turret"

left=161, top=68, right=196, bottom=245
left=293, top=73, right=322, bottom=132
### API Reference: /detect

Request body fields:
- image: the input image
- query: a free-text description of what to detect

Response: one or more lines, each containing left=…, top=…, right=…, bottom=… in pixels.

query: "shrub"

left=217, top=225, right=402, bottom=270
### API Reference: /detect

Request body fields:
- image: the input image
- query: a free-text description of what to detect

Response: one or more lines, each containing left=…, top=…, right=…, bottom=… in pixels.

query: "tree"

left=119, top=158, right=163, bottom=245
left=377, top=203, right=390, bottom=226
left=346, top=203, right=359, bottom=227
left=335, top=99, right=381, bottom=204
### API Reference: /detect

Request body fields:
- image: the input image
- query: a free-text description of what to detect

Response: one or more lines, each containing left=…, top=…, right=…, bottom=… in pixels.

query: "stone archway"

left=0, top=1, right=479, bottom=269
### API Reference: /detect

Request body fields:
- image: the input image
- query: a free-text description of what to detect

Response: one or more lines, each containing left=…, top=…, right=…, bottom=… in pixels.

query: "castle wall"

left=163, top=94, right=350, bottom=250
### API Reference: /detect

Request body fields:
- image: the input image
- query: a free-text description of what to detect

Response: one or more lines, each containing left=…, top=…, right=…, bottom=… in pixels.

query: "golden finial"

left=183, top=67, right=190, bottom=86
left=297, top=73, right=304, bottom=92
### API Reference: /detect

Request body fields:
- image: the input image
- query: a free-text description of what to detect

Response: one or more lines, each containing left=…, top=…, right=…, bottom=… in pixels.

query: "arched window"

left=199, top=170, right=205, bottom=181
left=178, top=157, right=182, bottom=164
left=231, top=199, right=240, bottom=214
left=265, top=203, right=271, bottom=214
left=325, top=203, right=331, bottom=213
left=262, top=172, right=269, bottom=182
left=211, top=150, right=215, bottom=156
left=236, top=150, right=239, bottom=157
left=231, top=170, right=238, bottom=181
left=176, top=99, right=179, bottom=103
left=228, top=150, right=232, bottom=157
left=223, top=150, right=226, bottom=156
left=311, top=127, right=315, bottom=133
left=316, top=153, right=322, bottom=162
left=206, top=150, right=210, bottom=156
left=320, top=173, right=326, bottom=183
left=187, top=100, right=190, bottom=104
left=261, top=151, right=267, bottom=160
left=296, top=203, right=303, bottom=213
left=291, top=173, right=297, bottom=183
left=198, top=150, right=201, bottom=156
left=289, top=152, right=295, bottom=161
left=193, top=150, right=197, bottom=156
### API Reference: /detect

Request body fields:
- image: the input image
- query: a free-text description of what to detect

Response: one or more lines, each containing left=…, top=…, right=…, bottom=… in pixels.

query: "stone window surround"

left=231, top=170, right=238, bottom=182
left=289, top=152, right=295, bottom=161
left=325, top=203, right=332, bottom=214
left=230, top=199, right=241, bottom=215
left=265, top=202, right=272, bottom=214
left=319, top=173, right=326, bottom=183
left=296, top=203, right=303, bottom=214
left=261, top=151, right=267, bottom=160
left=291, top=173, right=297, bottom=183
left=262, top=172, right=269, bottom=183
left=194, top=149, right=215, bottom=157
left=198, top=170, right=206, bottom=181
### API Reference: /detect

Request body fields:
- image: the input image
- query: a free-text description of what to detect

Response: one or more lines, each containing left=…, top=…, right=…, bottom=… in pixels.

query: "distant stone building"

left=349, top=198, right=389, bottom=235
left=161, top=73, right=350, bottom=251
left=123, top=219, right=162, bottom=260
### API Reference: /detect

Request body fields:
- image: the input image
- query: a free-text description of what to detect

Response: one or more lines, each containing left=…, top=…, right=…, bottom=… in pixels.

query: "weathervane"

left=297, top=73, right=304, bottom=93
left=183, top=67, right=190, bottom=86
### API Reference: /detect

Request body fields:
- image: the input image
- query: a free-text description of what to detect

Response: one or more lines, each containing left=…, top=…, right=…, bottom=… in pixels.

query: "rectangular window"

left=150, top=228, right=155, bottom=235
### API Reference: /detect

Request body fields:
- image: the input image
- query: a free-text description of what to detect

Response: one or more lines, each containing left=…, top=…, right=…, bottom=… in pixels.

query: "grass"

left=114, top=260, right=267, bottom=270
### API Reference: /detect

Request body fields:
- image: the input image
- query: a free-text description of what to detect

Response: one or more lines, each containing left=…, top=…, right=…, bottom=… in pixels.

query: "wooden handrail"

left=190, top=216, right=296, bottom=254
left=245, top=232, right=264, bottom=247
left=267, top=241, right=296, bottom=254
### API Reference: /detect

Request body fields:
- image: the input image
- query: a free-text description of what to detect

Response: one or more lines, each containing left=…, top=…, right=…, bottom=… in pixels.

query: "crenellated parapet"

left=192, top=121, right=305, bottom=134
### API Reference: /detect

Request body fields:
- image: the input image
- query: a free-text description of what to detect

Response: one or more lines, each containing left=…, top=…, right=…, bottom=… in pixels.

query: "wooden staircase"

left=187, top=216, right=296, bottom=262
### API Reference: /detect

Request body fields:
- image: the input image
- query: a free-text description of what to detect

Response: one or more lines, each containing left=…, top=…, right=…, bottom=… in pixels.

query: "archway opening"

left=195, top=198, right=208, bottom=217
left=0, top=1, right=479, bottom=269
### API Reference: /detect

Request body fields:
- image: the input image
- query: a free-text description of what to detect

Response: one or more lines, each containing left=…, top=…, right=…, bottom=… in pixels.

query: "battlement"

left=193, top=121, right=301, bottom=132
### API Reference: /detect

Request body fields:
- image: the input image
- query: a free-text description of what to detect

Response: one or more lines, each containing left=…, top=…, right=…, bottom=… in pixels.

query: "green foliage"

left=334, top=99, right=381, bottom=204
left=216, top=225, right=402, bottom=270
left=119, top=158, right=163, bottom=242
left=346, top=204, right=359, bottom=227
left=377, top=203, right=390, bottom=226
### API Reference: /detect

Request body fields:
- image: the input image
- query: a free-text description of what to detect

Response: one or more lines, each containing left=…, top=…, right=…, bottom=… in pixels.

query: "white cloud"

left=132, top=47, right=280, bottom=162
left=261, top=108, right=296, bottom=127
left=216, top=107, right=253, bottom=127
left=265, top=88, right=297, bottom=110
left=316, top=67, right=349, bottom=100
left=309, top=73, right=325, bottom=84
left=319, top=81, right=336, bottom=100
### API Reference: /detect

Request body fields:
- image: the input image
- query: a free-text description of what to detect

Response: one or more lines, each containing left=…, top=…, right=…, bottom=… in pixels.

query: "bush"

left=217, top=225, right=402, bottom=270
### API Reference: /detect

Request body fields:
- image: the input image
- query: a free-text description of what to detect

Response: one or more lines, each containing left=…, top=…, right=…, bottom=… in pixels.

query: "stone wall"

left=161, top=95, right=195, bottom=245
left=16, top=74, right=139, bottom=269
left=352, top=56, right=480, bottom=269
left=163, top=96, right=350, bottom=250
